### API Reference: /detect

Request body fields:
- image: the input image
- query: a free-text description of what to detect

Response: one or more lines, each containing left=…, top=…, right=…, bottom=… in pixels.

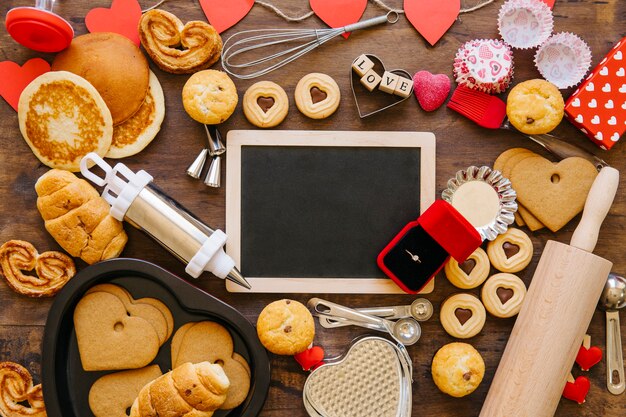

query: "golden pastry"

left=487, top=227, right=533, bottom=273
left=139, top=9, right=222, bottom=74
left=506, top=79, right=564, bottom=135
left=444, top=247, right=490, bottom=289
left=481, top=273, right=527, bottom=318
left=257, top=299, right=315, bottom=355
left=294, top=73, right=340, bottom=119
left=0, top=362, right=46, bottom=417
left=182, top=69, right=238, bottom=124
left=440, top=293, right=486, bottom=339
left=243, top=81, right=289, bottom=128
left=431, top=342, right=485, bottom=397
left=0, top=240, right=75, bottom=297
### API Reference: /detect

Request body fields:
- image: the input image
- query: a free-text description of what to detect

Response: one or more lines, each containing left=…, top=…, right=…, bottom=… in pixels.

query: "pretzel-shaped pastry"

left=0, top=240, right=75, bottom=298
left=0, top=362, right=46, bottom=417
left=139, top=9, right=222, bottom=74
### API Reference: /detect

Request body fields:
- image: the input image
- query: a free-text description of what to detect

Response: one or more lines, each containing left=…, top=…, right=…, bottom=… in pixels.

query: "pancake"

left=51, top=32, right=150, bottom=125
left=106, top=71, right=165, bottom=159
left=18, top=71, right=113, bottom=172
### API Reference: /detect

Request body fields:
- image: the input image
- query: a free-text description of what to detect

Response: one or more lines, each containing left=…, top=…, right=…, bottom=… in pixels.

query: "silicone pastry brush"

left=447, top=86, right=608, bottom=170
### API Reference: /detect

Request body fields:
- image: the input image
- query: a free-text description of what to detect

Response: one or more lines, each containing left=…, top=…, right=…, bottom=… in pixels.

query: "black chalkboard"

left=240, top=146, right=422, bottom=278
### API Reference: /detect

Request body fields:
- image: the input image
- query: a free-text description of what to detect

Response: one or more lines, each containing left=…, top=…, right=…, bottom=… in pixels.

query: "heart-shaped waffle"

left=139, top=9, right=222, bottom=74
left=0, top=362, right=46, bottom=417
left=303, top=336, right=411, bottom=417
left=0, top=240, right=75, bottom=297
left=350, top=55, right=413, bottom=118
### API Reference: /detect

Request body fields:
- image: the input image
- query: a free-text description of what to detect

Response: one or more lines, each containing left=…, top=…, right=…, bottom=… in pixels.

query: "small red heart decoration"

left=199, top=0, right=254, bottom=34
left=294, top=346, right=325, bottom=371
left=404, top=0, right=460, bottom=46
left=85, top=0, right=142, bottom=45
left=412, top=71, right=451, bottom=112
left=0, top=58, right=50, bottom=112
left=576, top=345, right=603, bottom=371
left=562, top=376, right=590, bottom=404
left=541, top=0, right=556, bottom=9
left=310, top=0, right=367, bottom=39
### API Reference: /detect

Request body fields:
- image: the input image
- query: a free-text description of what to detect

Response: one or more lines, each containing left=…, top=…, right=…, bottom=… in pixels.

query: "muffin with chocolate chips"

left=256, top=299, right=315, bottom=355
left=431, top=342, right=485, bottom=397
left=506, top=79, right=564, bottom=135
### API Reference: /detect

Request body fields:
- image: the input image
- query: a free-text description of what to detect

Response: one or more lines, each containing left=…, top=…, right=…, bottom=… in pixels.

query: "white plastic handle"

left=80, top=152, right=112, bottom=187
left=571, top=167, right=620, bottom=252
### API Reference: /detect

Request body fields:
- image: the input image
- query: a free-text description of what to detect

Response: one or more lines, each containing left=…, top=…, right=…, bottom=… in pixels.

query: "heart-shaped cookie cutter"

left=350, top=54, right=414, bottom=118
left=303, top=336, right=412, bottom=417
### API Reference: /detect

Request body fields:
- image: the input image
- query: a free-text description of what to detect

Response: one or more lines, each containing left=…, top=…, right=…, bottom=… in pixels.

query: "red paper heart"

left=404, top=0, right=460, bottom=46
left=85, top=0, right=142, bottom=45
left=200, top=0, right=254, bottom=34
left=294, top=346, right=325, bottom=371
left=562, top=376, right=590, bottom=404
left=310, top=0, right=367, bottom=39
left=576, top=345, right=603, bottom=371
left=0, top=58, right=50, bottom=112
left=413, top=71, right=451, bottom=112
left=541, top=0, right=556, bottom=9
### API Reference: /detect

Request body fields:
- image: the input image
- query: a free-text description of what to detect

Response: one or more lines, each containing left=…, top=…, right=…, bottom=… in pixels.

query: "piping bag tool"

left=480, top=166, right=619, bottom=417
left=80, top=153, right=251, bottom=290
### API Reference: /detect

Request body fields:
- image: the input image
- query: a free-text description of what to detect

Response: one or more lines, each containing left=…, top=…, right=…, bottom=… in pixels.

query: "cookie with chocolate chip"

left=506, top=79, right=564, bottom=135
left=431, top=342, right=485, bottom=397
left=256, top=299, right=314, bottom=355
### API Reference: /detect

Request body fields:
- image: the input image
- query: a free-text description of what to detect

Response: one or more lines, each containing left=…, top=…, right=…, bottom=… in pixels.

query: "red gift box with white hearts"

left=564, top=37, right=626, bottom=150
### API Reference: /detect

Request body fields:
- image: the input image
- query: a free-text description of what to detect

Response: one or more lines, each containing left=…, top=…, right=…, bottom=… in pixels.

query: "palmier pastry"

left=139, top=9, right=222, bottom=74
left=444, top=247, right=490, bottom=289
left=0, top=361, right=46, bottom=417
left=0, top=240, right=75, bottom=297
left=440, top=293, right=486, bottom=339
left=481, top=273, right=527, bottom=318
left=487, top=228, right=533, bottom=273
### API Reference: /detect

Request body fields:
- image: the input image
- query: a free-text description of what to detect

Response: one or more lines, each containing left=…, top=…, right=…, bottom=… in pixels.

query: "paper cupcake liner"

left=498, top=0, right=553, bottom=49
left=453, top=39, right=514, bottom=94
left=535, top=32, right=592, bottom=89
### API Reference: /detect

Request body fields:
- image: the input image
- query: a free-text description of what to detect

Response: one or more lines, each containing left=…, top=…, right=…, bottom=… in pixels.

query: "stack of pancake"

left=18, top=33, right=165, bottom=171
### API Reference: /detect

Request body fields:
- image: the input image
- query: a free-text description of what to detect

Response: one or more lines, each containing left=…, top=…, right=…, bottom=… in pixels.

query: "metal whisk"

left=221, top=11, right=399, bottom=80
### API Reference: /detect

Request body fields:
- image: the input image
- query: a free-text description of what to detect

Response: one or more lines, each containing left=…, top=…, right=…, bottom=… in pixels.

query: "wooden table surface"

left=1, top=0, right=625, bottom=416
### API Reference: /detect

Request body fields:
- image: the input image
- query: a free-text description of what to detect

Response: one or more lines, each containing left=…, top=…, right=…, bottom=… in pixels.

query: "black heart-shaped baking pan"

left=42, top=258, right=270, bottom=417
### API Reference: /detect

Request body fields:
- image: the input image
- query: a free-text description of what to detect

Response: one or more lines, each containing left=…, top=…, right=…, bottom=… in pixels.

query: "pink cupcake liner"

left=534, top=32, right=592, bottom=89
left=498, top=0, right=553, bottom=49
left=453, top=39, right=514, bottom=94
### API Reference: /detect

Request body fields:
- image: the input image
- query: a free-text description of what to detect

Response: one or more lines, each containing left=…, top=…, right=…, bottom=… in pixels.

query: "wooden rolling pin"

left=480, top=166, right=620, bottom=417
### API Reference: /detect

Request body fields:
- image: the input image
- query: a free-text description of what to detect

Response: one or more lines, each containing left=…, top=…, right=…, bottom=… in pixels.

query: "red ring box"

left=377, top=200, right=482, bottom=293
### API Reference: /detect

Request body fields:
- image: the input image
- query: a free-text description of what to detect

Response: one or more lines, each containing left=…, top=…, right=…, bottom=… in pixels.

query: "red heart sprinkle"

left=294, top=346, right=325, bottom=371
left=0, top=58, right=50, bottom=112
left=412, top=71, right=451, bottom=112
left=562, top=376, right=590, bottom=404
left=576, top=345, right=603, bottom=371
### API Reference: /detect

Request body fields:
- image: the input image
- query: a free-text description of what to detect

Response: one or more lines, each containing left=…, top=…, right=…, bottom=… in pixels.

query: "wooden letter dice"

left=352, top=54, right=375, bottom=77
left=379, top=71, right=400, bottom=94
left=394, top=76, right=414, bottom=98
left=360, top=69, right=382, bottom=91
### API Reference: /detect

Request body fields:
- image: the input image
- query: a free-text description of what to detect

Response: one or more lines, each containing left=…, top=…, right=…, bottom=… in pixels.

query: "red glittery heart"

left=412, top=70, right=451, bottom=112
left=294, top=346, right=325, bottom=371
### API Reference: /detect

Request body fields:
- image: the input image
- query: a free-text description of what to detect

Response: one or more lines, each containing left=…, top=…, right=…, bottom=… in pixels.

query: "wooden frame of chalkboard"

left=225, top=130, right=436, bottom=293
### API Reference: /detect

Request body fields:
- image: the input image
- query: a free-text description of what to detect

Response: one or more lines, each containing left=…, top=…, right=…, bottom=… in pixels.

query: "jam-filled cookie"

left=487, top=228, right=533, bottom=273
left=481, top=273, right=527, bottom=318
left=444, top=247, right=490, bottom=289
left=440, top=294, right=486, bottom=339
left=294, top=73, right=340, bottom=119
left=243, top=81, right=289, bottom=128
left=431, top=342, right=485, bottom=397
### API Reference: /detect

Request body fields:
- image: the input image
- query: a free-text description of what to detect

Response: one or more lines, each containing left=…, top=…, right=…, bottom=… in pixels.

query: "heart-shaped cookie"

left=85, top=0, right=142, bottom=45
left=0, top=240, right=75, bottom=297
left=74, top=292, right=160, bottom=371
left=304, top=337, right=411, bottom=417
left=139, top=9, right=222, bottom=74
left=0, top=362, right=46, bottom=417
left=510, top=156, right=598, bottom=232
left=412, top=71, right=450, bottom=111
left=350, top=54, right=413, bottom=118
left=0, top=58, right=50, bottom=111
